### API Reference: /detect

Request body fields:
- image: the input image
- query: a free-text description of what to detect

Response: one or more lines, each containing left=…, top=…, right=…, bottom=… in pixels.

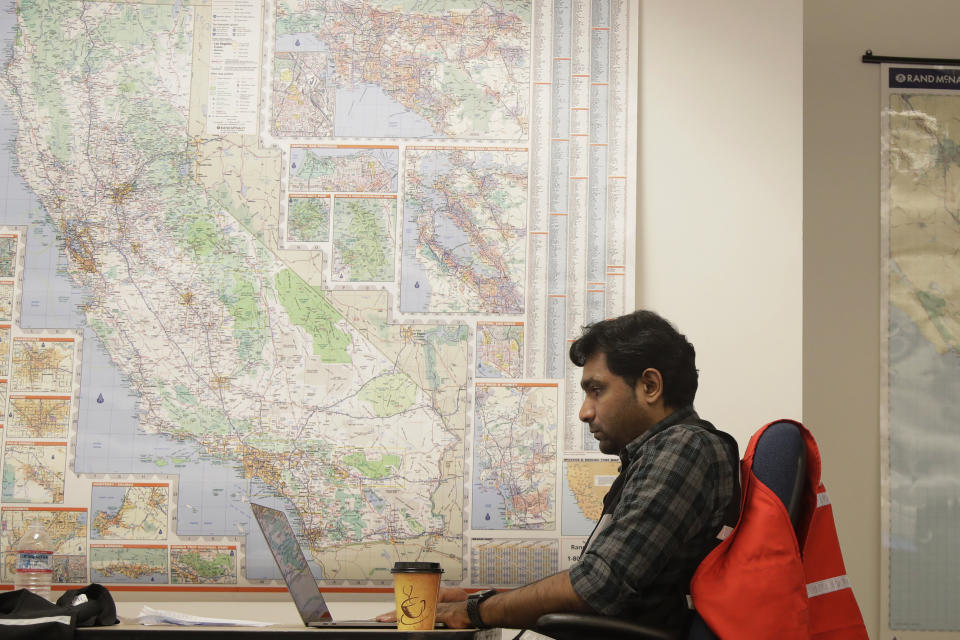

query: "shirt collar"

left=620, top=405, right=698, bottom=464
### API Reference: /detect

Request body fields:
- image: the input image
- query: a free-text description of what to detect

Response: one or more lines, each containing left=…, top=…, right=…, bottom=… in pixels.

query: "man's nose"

left=579, top=399, right=593, bottom=423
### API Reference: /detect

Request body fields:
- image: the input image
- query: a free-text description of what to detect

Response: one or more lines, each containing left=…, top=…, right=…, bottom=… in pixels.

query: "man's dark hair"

left=569, top=309, right=698, bottom=408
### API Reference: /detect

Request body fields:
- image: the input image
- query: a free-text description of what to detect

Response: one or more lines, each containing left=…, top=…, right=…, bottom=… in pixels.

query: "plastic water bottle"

left=13, top=519, right=53, bottom=601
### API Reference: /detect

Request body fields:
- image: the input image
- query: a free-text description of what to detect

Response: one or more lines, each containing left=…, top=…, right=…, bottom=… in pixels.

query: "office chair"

left=532, top=420, right=807, bottom=640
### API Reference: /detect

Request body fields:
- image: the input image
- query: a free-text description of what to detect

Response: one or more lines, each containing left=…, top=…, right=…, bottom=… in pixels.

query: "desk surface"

left=77, top=624, right=501, bottom=640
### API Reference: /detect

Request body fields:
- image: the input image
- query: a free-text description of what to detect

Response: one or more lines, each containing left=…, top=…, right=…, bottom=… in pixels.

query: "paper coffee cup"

left=391, top=561, right=443, bottom=630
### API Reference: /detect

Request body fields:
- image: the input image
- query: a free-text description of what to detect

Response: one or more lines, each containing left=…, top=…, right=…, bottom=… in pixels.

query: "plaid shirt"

left=569, top=406, right=739, bottom=631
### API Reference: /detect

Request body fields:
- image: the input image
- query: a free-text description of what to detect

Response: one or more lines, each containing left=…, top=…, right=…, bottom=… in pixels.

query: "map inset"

left=476, top=322, right=524, bottom=378
left=401, top=147, right=527, bottom=314
left=561, top=459, right=619, bottom=536
left=171, top=545, right=237, bottom=584
left=472, top=383, right=557, bottom=530
left=0, top=282, right=12, bottom=320
left=332, top=196, right=396, bottom=282
left=90, top=544, right=168, bottom=584
left=0, top=508, right=88, bottom=583
left=271, top=50, right=334, bottom=138
left=286, top=196, right=330, bottom=243
left=0, top=326, right=8, bottom=376
left=470, top=538, right=558, bottom=587
left=0, top=235, right=15, bottom=277
left=289, top=146, right=398, bottom=193
left=91, top=484, right=168, bottom=540
left=1, top=442, right=66, bottom=503
left=6, top=395, right=71, bottom=439
left=9, top=338, right=74, bottom=393
left=271, top=1, right=530, bottom=139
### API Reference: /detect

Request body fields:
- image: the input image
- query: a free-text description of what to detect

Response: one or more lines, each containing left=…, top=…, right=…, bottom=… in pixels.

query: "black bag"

left=0, top=583, right=118, bottom=639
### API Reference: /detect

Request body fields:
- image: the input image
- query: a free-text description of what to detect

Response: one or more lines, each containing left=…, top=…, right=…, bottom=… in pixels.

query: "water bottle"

left=13, top=519, right=53, bottom=601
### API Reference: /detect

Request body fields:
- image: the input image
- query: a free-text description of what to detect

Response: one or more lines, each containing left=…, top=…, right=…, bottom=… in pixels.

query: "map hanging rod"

left=862, top=50, right=960, bottom=66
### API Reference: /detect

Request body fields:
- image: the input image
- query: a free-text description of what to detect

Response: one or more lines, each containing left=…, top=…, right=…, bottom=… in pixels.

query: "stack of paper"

left=137, top=606, right=275, bottom=627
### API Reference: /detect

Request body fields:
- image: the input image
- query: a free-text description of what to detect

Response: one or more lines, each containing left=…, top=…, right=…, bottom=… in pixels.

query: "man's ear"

left=636, top=368, right=664, bottom=404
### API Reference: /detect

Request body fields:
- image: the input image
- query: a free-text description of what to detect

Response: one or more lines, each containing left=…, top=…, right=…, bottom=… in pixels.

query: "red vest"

left=689, top=420, right=868, bottom=639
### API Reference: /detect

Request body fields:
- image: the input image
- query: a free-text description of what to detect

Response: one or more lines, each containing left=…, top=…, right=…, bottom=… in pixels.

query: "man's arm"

left=440, top=570, right=594, bottom=629
left=377, top=571, right=594, bottom=629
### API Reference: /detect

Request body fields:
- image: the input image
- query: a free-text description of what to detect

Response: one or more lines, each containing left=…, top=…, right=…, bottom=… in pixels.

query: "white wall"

left=638, top=0, right=804, bottom=448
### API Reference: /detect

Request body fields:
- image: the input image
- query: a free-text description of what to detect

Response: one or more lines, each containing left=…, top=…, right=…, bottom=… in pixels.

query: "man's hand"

left=376, top=586, right=468, bottom=624
left=434, top=598, right=472, bottom=629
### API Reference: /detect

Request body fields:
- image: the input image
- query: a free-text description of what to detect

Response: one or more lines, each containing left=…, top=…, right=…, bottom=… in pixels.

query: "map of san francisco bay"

left=401, top=147, right=528, bottom=314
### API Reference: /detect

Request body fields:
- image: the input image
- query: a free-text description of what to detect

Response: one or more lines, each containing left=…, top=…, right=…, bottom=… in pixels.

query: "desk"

left=76, top=625, right=501, bottom=640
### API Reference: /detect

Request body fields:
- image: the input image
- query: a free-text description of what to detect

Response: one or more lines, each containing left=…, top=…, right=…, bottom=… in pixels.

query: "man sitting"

left=379, top=309, right=739, bottom=636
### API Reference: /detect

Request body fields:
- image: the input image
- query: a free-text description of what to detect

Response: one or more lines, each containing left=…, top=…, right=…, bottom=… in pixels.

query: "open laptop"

left=251, top=502, right=444, bottom=629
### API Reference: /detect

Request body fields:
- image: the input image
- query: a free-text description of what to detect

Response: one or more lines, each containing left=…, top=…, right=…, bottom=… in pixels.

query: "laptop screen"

left=250, top=503, right=332, bottom=624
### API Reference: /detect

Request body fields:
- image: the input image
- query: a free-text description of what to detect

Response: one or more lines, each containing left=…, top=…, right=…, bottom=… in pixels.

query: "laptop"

left=251, top=502, right=443, bottom=629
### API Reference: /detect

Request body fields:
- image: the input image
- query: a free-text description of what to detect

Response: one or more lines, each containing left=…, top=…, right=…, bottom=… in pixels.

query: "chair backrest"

left=752, top=420, right=807, bottom=529
left=686, top=420, right=807, bottom=640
